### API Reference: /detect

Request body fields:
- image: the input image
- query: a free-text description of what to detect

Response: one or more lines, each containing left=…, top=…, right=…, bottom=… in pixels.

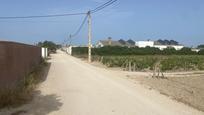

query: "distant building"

left=135, top=41, right=154, bottom=48
left=96, top=38, right=184, bottom=50
left=135, top=40, right=184, bottom=50
left=96, top=37, right=135, bottom=48
left=191, top=48, right=200, bottom=52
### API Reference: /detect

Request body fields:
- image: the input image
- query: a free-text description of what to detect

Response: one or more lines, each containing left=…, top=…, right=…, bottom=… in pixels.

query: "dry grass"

left=0, top=60, right=49, bottom=109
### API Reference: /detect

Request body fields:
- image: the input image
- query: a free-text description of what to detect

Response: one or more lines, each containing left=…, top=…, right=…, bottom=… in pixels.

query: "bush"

left=100, top=56, right=159, bottom=70
left=37, top=41, right=59, bottom=53
left=198, top=49, right=204, bottom=55
left=0, top=60, right=47, bottom=108
left=160, top=56, right=204, bottom=71
left=72, top=46, right=201, bottom=56
left=96, top=55, right=204, bottom=72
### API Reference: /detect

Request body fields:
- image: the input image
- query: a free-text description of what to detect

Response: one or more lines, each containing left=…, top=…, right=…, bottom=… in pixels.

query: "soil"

left=126, top=72, right=204, bottom=112
left=92, top=61, right=204, bottom=112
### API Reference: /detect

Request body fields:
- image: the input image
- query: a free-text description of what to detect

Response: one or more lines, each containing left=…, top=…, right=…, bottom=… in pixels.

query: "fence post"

left=129, top=62, right=132, bottom=72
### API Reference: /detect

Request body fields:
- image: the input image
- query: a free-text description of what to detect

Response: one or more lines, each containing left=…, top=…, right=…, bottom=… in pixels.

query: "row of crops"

left=92, top=55, right=204, bottom=71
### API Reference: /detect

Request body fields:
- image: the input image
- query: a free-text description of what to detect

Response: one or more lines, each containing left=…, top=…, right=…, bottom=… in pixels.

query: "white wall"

left=172, top=45, right=184, bottom=50
left=135, top=41, right=154, bottom=48
left=135, top=40, right=184, bottom=51
left=41, top=47, right=48, bottom=58
left=96, top=41, right=104, bottom=48
left=154, top=45, right=168, bottom=50
left=66, top=46, right=72, bottom=55
left=191, top=48, right=200, bottom=52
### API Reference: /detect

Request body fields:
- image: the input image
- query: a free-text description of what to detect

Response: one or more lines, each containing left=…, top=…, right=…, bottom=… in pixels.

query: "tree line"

left=37, top=41, right=61, bottom=53
left=72, top=46, right=204, bottom=56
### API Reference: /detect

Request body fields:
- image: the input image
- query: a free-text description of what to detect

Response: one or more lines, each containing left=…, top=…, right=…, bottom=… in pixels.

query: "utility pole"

left=69, top=34, right=72, bottom=46
left=87, top=11, right=92, bottom=63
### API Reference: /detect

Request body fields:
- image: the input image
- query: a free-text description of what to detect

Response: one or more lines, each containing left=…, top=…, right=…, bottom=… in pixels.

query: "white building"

left=135, top=41, right=154, bottom=48
left=172, top=45, right=184, bottom=50
left=66, top=46, right=72, bottom=55
left=154, top=45, right=168, bottom=50
left=96, top=41, right=105, bottom=48
left=96, top=38, right=135, bottom=48
left=41, top=47, right=48, bottom=58
left=191, top=48, right=200, bottom=52
left=135, top=40, right=184, bottom=50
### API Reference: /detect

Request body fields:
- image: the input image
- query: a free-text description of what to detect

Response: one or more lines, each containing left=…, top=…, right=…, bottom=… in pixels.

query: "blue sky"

left=0, top=0, right=203, bottom=47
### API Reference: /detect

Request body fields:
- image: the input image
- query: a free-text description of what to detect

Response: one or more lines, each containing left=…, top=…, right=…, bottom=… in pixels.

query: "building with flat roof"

left=135, top=40, right=184, bottom=50
left=96, top=37, right=135, bottom=48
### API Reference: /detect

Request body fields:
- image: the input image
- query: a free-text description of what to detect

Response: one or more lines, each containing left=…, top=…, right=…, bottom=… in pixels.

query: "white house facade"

left=41, top=47, right=48, bottom=58
left=135, top=40, right=184, bottom=50
left=95, top=41, right=105, bottom=48
left=171, top=45, right=184, bottom=50
left=135, top=41, right=154, bottom=48
left=154, top=45, right=168, bottom=50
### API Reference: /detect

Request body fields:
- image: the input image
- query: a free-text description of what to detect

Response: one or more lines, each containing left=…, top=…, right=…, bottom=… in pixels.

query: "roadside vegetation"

left=72, top=46, right=204, bottom=72
left=37, top=41, right=61, bottom=54
left=91, top=55, right=204, bottom=72
left=72, top=46, right=204, bottom=56
left=0, top=59, right=48, bottom=109
left=71, top=45, right=204, bottom=112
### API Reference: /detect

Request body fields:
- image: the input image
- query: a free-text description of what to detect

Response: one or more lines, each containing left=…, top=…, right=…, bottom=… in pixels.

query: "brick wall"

left=0, top=41, right=41, bottom=88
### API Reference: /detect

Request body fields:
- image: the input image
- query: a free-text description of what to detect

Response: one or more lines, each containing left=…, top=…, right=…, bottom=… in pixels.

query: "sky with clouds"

left=0, top=0, right=203, bottom=46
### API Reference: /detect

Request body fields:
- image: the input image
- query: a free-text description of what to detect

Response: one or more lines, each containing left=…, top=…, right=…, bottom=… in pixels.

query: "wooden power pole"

left=88, top=11, right=92, bottom=63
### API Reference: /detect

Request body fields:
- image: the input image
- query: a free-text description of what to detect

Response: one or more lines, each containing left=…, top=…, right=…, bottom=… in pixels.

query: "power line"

left=0, top=0, right=117, bottom=19
left=0, top=0, right=118, bottom=47
left=67, top=0, right=118, bottom=41
left=91, top=0, right=118, bottom=13
left=71, top=14, right=88, bottom=38
left=0, top=12, right=86, bottom=19
left=91, top=0, right=114, bottom=12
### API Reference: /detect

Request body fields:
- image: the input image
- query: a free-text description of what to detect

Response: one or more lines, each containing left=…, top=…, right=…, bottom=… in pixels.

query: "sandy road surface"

left=1, top=50, right=203, bottom=115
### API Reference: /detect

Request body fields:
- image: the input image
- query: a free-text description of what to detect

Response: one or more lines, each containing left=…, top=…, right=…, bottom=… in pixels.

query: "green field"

left=72, top=46, right=204, bottom=72
left=92, top=55, right=204, bottom=72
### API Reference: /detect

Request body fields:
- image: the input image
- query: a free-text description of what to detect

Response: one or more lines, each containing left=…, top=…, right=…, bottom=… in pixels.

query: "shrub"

left=72, top=46, right=201, bottom=56
left=96, top=55, right=204, bottom=72
left=0, top=60, right=47, bottom=108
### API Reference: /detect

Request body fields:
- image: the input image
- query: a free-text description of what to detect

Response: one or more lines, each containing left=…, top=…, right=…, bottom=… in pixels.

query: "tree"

left=178, top=47, right=196, bottom=55
left=118, top=39, right=126, bottom=45
left=198, top=44, right=204, bottom=49
left=37, top=41, right=58, bottom=53
left=157, top=39, right=179, bottom=45
left=169, top=40, right=179, bottom=45
left=198, top=49, right=204, bottom=55
left=157, top=39, right=164, bottom=45
left=127, top=39, right=135, bottom=45
left=162, top=47, right=176, bottom=55
left=164, top=39, right=170, bottom=45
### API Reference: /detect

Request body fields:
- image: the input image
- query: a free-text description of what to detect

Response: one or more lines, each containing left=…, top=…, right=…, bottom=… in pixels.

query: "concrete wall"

left=154, top=45, right=168, bottom=50
left=0, top=41, right=41, bottom=88
left=41, top=47, right=48, bottom=58
left=66, top=46, right=72, bottom=55
left=172, top=45, right=184, bottom=50
left=135, top=41, right=154, bottom=48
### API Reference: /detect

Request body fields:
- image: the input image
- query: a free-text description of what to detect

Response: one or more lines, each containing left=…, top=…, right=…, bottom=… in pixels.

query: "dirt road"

left=1, top=50, right=203, bottom=115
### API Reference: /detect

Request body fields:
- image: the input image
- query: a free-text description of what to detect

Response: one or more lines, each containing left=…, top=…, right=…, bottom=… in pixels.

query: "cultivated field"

left=126, top=72, right=204, bottom=112
left=88, top=55, right=204, bottom=112
left=93, top=55, right=204, bottom=72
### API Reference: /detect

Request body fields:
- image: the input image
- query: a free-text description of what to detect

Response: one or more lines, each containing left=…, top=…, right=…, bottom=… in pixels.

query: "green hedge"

left=72, top=46, right=202, bottom=56
left=72, top=46, right=204, bottom=71
left=96, top=55, right=204, bottom=71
